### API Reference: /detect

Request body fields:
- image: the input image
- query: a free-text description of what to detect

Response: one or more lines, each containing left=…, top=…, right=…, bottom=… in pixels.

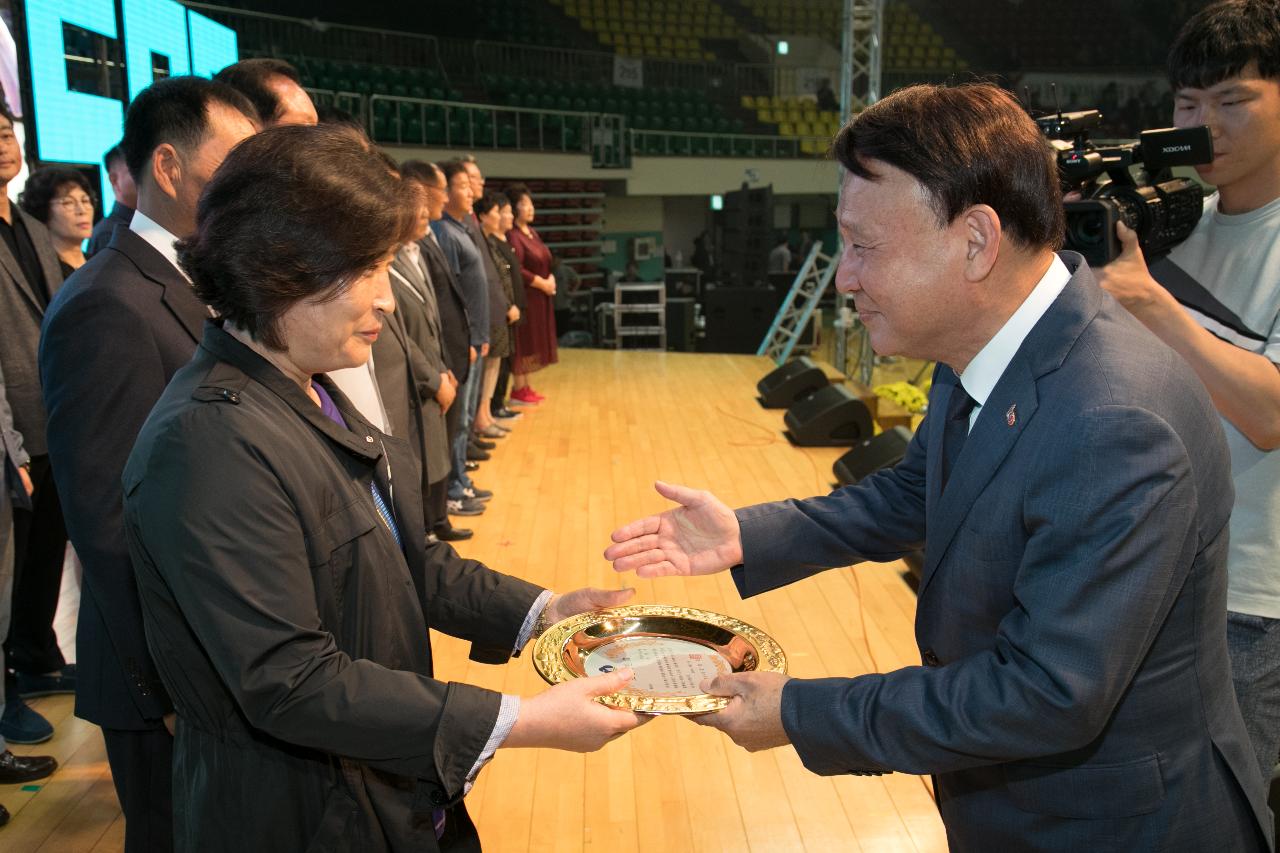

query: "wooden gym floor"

left=3, top=348, right=946, bottom=852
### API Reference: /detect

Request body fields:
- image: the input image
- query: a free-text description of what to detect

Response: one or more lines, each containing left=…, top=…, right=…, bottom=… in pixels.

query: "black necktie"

left=941, top=385, right=976, bottom=492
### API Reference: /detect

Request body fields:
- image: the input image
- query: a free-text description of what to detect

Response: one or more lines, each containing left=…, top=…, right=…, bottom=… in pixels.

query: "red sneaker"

left=526, top=388, right=547, bottom=401
left=510, top=387, right=540, bottom=404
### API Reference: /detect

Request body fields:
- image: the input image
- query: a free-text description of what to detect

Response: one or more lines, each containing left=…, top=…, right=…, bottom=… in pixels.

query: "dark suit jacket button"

left=429, top=790, right=448, bottom=805
left=922, top=649, right=940, bottom=667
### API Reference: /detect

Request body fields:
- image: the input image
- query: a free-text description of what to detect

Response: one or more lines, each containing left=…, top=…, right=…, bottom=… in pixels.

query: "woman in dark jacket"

left=120, top=124, right=641, bottom=853
left=474, top=191, right=518, bottom=436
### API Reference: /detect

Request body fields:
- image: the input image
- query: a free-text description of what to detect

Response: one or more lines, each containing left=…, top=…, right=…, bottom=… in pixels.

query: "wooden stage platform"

left=3, top=348, right=946, bottom=852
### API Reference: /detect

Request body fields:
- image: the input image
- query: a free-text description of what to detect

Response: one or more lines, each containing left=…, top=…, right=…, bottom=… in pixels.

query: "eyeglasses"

left=52, top=195, right=94, bottom=212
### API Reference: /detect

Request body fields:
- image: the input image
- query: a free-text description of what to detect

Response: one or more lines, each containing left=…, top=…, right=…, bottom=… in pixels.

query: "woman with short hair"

left=19, top=166, right=95, bottom=276
left=505, top=183, right=558, bottom=403
left=121, top=124, right=641, bottom=853
left=473, top=191, right=518, bottom=435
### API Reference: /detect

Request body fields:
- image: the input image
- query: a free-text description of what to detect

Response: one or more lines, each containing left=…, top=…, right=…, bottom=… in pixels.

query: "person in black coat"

left=401, top=161, right=479, bottom=537
left=122, top=123, right=642, bottom=853
left=39, top=77, right=258, bottom=853
left=85, top=143, right=135, bottom=258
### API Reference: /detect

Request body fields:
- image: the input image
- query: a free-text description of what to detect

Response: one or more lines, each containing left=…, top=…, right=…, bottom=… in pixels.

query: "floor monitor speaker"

left=833, top=425, right=914, bottom=486
left=783, top=385, right=874, bottom=446
left=757, top=357, right=828, bottom=408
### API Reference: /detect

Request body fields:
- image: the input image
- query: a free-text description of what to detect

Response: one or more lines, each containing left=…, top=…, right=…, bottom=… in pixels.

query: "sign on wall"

left=23, top=0, right=237, bottom=200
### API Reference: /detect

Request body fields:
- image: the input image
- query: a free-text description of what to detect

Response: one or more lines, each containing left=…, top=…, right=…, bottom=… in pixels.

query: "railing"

left=308, top=87, right=827, bottom=163
left=365, top=95, right=627, bottom=167
left=472, top=40, right=740, bottom=93
left=182, top=2, right=447, bottom=77
left=627, top=128, right=828, bottom=158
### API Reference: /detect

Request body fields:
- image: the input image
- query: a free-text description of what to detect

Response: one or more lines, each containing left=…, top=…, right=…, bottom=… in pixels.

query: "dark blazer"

left=464, top=214, right=508, bottom=344
left=0, top=206, right=65, bottom=457
left=492, top=237, right=526, bottom=322
left=390, top=251, right=450, bottom=485
left=86, top=202, right=134, bottom=257
left=122, top=325, right=543, bottom=852
left=420, top=233, right=473, bottom=384
left=39, top=226, right=205, bottom=729
left=733, top=255, right=1273, bottom=851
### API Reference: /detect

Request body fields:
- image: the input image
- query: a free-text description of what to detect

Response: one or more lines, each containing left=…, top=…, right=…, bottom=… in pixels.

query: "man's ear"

left=150, top=143, right=182, bottom=200
left=961, top=204, right=1001, bottom=281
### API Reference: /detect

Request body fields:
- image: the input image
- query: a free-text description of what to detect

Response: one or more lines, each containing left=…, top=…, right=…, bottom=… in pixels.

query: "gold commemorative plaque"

left=532, top=604, right=787, bottom=714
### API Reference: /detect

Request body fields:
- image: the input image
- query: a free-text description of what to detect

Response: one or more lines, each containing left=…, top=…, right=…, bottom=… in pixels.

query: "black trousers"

left=4, top=454, right=67, bottom=675
left=492, top=357, right=511, bottom=415
left=102, top=726, right=174, bottom=853
left=427, top=479, right=449, bottom=533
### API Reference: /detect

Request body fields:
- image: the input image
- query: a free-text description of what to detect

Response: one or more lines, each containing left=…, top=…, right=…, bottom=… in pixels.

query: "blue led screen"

left=23, top=0, right=238, bottom=201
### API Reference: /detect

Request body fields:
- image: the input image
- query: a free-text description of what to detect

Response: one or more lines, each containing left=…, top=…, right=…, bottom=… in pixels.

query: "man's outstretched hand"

left=604, top=481, right=743, bottom=578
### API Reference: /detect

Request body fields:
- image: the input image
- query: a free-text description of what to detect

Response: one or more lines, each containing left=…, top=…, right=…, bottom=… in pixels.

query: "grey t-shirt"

left=1167, top=192, right=1280, bottom=618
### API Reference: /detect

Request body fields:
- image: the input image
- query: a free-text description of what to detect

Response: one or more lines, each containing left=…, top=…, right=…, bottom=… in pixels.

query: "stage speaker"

left=783, top=385, right=874, bottom=446
left=757, top=357, right=828, bottom=408
left=833, top=425, right=914, bottom=486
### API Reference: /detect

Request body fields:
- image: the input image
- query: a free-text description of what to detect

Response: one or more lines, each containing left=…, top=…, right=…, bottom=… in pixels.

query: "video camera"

left=1037, top=110, right=1213, bottom=266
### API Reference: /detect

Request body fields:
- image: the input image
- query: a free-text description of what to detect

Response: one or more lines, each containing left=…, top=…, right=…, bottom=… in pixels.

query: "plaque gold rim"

left=532, top=603, right=787, bottom=715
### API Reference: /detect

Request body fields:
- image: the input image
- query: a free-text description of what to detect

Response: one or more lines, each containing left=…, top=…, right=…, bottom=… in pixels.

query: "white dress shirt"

left=957, top=254, right=1072, bottom=432
left=130, top=208, right=188, bottom=281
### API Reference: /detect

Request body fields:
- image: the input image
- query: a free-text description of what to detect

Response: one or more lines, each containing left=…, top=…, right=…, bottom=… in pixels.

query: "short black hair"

left=0, top=99, right=17, bottom=126
left=120, top=76, right=256, bottom=183
left=104, top=143, right=126, bottom=171
left=214, top=58, right=303, bottom=125
left=1168, top=0, right=1280, bottom=90
left=399, top=160, right=440, bottom=188
left=474, top=191, right=507, bottom=215
left=18, top=165, right=97, bottom=225
left=832, top=83, right=1063, bottom=251
left=179, top=123, right=417, bottom=350
left=440, top=159, right=469, bottom=186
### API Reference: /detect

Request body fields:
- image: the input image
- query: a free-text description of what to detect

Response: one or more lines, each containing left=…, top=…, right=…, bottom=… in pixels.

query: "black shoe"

left=0, top=803, right=8, bottom=827
left=466, top=445, right=491, bottom=461
left=493, top=407, right=522, bottom=420
left=472, top=438, right=496, bottom=451
left=436, top=526, right=474, bottom=542
left=464, top=461, right=480, bottom=471
left=0, top=699, right=53, bottom=745
left=463, top=486, right=493, bottom=502
left=0, top=749, right=57, bottom=784
left=16, top=664, right=77, bottom=698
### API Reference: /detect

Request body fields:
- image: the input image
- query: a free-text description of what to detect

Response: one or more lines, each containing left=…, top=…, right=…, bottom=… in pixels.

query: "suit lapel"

left=20, top=208, right=66, bottom=300
left=0, top=236, right=39, bottom=313
left=917, top=254, right=1102, bottom=599
left=919, top=358, right=1039, bottom=597
left=109, top=227, right=207, bottom=343
left=0, top=208, right=63, bottom=314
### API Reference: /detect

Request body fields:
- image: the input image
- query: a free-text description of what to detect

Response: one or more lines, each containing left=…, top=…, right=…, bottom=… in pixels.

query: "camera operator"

left=1097, top=0, right=1280, bottom=788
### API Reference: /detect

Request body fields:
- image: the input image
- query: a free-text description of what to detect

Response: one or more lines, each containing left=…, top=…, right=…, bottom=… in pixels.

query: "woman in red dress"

left=505, top=184, right=558, bottom=403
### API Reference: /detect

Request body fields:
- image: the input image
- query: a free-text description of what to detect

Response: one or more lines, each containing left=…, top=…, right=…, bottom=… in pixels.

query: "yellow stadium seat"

left=779, top=121, right=796, bottom=136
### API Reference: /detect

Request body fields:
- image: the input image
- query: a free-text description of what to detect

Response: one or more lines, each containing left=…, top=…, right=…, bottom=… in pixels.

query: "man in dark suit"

left=0, top=101, right=68, bottom=747
left=376, top=172, right=454, bottom=541
left=606, top=83, right=1274, bottom=850
left=39, top=76, right=257, bottom=852
left=85, top=143, right=135, bottom=258
left=404, top=160, right=480, bottom=541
